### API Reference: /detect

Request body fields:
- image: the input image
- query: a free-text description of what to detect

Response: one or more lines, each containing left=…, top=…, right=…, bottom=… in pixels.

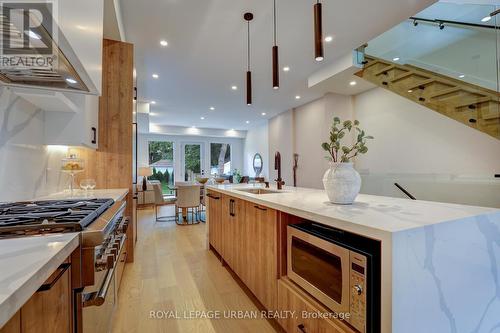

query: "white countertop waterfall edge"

left=35, top=188, right=129, bottom=202
left=0, top=233, right=80, bottom=328
left=206, top=184, right=500, bottom=333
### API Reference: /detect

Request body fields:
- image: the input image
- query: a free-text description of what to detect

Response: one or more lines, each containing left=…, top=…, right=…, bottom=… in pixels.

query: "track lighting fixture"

left=314, top=0, right=324, bottom=61
left=244, top=12, right=254, bottom=106
left=413, top=19, right=418, bottom=26
left=272, top=0, right=279, bottom=89
left=438, top=22, right=444, bottom=30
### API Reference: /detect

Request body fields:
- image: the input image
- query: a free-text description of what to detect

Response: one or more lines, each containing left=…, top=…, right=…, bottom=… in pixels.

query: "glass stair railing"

left=355, top=2, right=500, bottom=140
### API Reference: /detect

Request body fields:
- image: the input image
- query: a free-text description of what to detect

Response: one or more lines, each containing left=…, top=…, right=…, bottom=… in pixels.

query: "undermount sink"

left=235, top=188, right=284, bottom=195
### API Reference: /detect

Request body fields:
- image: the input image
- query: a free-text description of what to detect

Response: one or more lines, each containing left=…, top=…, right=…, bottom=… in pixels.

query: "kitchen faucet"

left=274, top=152, right=285, bottom=190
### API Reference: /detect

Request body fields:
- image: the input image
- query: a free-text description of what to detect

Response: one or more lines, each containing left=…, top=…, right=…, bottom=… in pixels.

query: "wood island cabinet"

left=207, top=192, right=223, bottom=254
left=244, top=201, right=278, bottom=311
left=206, top=190, right=352, bottom=333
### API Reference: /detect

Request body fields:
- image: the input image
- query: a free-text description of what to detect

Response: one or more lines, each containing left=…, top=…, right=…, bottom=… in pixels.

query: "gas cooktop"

left=0, top=198, right=114, bottom=238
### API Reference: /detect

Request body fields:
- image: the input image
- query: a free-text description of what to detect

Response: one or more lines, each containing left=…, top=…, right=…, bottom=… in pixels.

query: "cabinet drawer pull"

left=297, top=324, right=307, bottom=333
left=37, top=263, right=70, bottom=292
left=254, top=205, right=267, bottom=211
left=230, top=199, right=235, bottom=217
left=91, top=127, right=97, bottom=144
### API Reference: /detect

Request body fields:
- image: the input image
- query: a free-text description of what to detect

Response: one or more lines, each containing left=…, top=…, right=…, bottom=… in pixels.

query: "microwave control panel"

left=349, top=253, right=367, bottom=333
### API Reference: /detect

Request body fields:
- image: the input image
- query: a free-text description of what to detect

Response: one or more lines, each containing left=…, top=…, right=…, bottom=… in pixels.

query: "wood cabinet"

left=221, top=196, right=245, bottom=276
left=1, top=263, right=72, bottom=333
left=244, top=202, right=278, bottom=311
left=278, top=279, right=349, bottom=333
left=207, top=191, right=223, bottom=254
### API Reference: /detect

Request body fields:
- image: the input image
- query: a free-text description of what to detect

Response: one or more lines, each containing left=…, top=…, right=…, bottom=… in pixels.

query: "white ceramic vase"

left=322, top=162, right=361, bottom=204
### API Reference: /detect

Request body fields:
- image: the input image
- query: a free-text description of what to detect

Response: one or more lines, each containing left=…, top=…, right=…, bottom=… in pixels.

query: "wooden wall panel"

left=70, top=38, right=135, bottom=262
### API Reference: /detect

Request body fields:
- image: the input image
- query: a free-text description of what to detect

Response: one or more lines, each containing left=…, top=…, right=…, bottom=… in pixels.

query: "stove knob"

left=353, top=284, right=363, bottom=296
left=96, top=255, right=114, bottom=270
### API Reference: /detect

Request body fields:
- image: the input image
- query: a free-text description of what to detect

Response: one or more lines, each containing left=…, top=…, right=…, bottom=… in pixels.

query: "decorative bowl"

left=196, top=177, right=209, bottom=184
left=215, top=177, right=225, bottom=184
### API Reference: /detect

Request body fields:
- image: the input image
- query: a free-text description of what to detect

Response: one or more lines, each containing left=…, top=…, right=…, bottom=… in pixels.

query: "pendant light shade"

left=272, top=0, right=279, bottom=89
left=244, top=12, right=254, bottom=106
left=314, top=1, right=324, bottom=61
left=246, top=71, right=252, bottom=105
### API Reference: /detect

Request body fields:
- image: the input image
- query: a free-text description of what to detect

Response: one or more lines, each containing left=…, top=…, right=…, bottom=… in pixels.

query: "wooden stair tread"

left=357, top=54, right=500, bottom=141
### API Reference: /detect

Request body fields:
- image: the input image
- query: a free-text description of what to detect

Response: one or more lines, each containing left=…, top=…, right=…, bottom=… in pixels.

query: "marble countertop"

left=0, top=233, right=80, bottom=328
left=35, top=188, right=129, bottom=202
left=206, top=183, right=500, bottom=236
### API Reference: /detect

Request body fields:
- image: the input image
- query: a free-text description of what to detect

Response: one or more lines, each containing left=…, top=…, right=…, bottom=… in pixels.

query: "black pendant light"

left=272, top=0, right=279, bottom=89
left=314, top=0, right=324, bottom=61
left=244, top=12, right=254, bottom=106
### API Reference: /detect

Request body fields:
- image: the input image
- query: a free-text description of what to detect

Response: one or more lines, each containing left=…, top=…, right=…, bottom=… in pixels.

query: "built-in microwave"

left=287, top=222, right=381, bottom=333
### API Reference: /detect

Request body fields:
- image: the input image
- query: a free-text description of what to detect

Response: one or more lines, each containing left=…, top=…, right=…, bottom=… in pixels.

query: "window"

left=210, top=143, right=231, bottom=176
left=148, top=141, right=174, bottom=195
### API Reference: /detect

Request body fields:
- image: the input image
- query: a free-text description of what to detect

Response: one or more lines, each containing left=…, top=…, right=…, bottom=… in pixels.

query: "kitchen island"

left=206, top=183, right=500, bottom=333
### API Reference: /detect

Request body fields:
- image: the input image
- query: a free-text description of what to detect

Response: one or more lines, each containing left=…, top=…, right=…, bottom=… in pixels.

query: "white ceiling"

left=120, top=0, right=436, bottom=131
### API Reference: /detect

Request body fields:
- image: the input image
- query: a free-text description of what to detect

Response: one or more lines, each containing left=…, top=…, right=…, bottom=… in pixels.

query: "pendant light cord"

left=247, top=21, right=250, bottom=71
left=273, top=0, right=277, bottom=46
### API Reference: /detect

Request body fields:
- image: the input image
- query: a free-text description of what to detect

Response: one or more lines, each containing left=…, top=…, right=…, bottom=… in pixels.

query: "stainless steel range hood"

left=0, top=3, right=98, bottom=94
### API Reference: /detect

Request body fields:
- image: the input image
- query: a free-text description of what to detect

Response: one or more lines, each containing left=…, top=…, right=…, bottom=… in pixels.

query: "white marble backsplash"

left=0, top=87, right=68, bottom=202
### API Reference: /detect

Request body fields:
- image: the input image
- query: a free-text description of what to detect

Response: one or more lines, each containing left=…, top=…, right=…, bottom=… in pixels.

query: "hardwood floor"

left=111, top=206, right=277, bottom=333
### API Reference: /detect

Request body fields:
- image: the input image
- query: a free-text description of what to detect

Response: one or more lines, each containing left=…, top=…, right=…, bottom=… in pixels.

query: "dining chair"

left=152, top=183, right=177, bottom=222
left=175, top=184, right=201, bottom=225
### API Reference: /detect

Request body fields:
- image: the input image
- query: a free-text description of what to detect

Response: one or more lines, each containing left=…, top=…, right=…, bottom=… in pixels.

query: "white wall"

left=138, top=132, right=244, bottom=182
left=243, top=123, right=269, bottom=179
left=0, top=87, right=67, bottom=201
left=268, top=110, right=294, bottom=186
left=354, top=88, right=500, bottom=175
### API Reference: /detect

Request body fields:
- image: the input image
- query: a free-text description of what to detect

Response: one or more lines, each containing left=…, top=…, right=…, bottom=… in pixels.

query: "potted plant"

left=232, top=169, right=242, bottom=184
left=321, top=117, right=373, bottom=204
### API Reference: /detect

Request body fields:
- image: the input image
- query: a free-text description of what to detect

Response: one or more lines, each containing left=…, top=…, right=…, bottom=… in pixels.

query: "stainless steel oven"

left=75, top=201, right=129, bottom=333
left=287, top=223, right=381, bottom=333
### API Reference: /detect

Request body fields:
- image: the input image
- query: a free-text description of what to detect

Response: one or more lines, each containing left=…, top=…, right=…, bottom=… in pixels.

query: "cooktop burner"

left=0, top=198, right=114, bottom=237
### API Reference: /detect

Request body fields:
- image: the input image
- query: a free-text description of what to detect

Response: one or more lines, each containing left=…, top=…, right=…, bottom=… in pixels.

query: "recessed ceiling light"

left=283, top=66, right=290, bottom=72
left=324, top=36, right=333, bottom=42
left=200, top=117, right=205, bottom=120
left=209, top=106, right=215, bottom=111
left=349, top=81, right=357, bottom=86
left=150, top=101, right=156, bottom=104
left=246, top=120, right=250, bottom=124
left=152, top=74, right=159, bottom=79
left=261, top=112, right=266, bottom=116
left=295, top=95, right=301, bottom=100
left=231, top=85, right=238, bottom=90
left=393, top=57, right=400, bottom=61
left=66, top=77, right=77, bottom=84
left=408, top=89, right=413, bottom=93
left=160, top=40, right=168, bottom=46
left=459, top=74, right=465, bottom=78
left=481, top=16, right=491, bottom=22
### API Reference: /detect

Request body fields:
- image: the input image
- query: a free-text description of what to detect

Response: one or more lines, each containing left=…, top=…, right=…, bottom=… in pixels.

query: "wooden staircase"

left=355, top=55, right=500, bottom=140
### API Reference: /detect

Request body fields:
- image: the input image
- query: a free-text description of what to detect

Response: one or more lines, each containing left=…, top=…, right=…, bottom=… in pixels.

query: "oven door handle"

left=83, top=264, right=115, bottom=307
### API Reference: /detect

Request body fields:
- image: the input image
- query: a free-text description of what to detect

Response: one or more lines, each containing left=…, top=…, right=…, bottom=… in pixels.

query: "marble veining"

left=0, top=233, right=79, bottom=328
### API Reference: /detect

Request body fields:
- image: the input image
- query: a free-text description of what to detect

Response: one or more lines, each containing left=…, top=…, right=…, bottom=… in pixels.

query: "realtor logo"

left=0, top=1, right=56, bottom=70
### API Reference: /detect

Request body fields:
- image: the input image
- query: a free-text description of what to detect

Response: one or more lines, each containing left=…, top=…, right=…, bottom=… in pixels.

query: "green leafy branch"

left=321, top=117, right=373, bottom=163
